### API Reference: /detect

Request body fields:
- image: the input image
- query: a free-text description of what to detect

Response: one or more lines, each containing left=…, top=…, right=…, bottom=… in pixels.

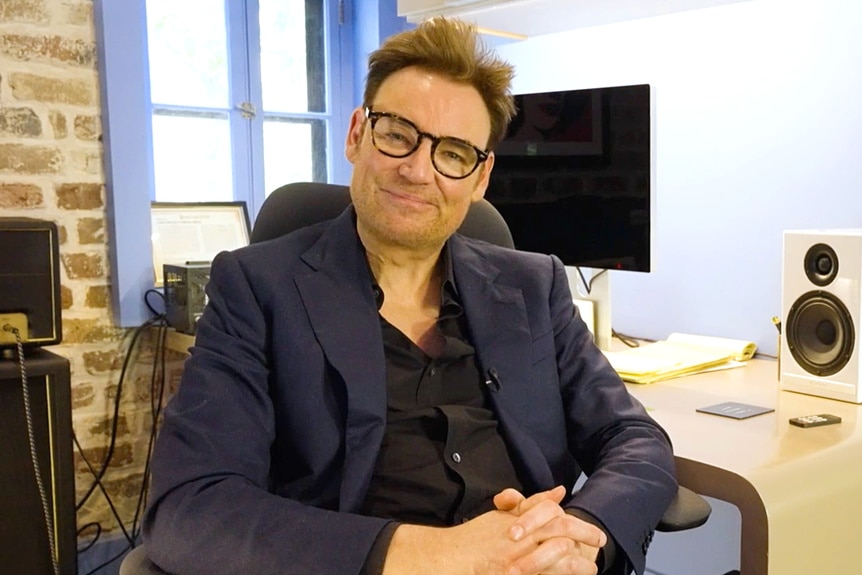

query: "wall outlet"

left=0, top=313, right=29, bottom=345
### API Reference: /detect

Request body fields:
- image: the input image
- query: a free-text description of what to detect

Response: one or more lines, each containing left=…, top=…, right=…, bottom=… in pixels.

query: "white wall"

left=496, top=0, right=862, bottom=355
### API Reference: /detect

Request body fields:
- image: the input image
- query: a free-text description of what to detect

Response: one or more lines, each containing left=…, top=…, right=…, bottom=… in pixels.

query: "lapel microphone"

left=485, top=367, right=502, bottom=391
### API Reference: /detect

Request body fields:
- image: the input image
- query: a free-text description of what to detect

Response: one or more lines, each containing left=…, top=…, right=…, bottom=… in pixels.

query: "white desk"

left=626, top=359, right=862, bottom=574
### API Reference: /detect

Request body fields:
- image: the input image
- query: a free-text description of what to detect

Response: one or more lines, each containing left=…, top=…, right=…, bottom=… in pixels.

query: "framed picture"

left=496, top=89, right=604, bottom=157
left=150, top=201, right=251, bottom=286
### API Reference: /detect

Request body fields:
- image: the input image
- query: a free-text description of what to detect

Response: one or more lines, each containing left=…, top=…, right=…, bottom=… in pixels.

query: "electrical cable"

left=74, top=308, right=168, bottom=567
left=76, top=522, right=103, bottom=554
left=144, top=288, right=166, bottom=318
left=72, top=432, right=134, bottom=545
left=131, top=317, right=169, bottom=543
left=75, top=315, right=164, bottom=511
left=611, top=329, right=643, bottom=348
left=3, top=324, right=61, bottom=575
left=574, top=267, right=608, bottom=296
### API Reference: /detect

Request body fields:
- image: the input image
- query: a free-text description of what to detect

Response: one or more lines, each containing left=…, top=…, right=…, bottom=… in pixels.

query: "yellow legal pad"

left=603, top=333, right=757, bottom=385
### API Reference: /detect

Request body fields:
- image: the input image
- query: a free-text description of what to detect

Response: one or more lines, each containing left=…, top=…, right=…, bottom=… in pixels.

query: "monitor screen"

left=485, top=83, right=652, bottom=272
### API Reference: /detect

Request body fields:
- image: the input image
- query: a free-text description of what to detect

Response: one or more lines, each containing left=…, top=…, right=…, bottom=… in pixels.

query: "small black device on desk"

left=164, top=263, right=211, bottom=335
left=789, top=414, right=842, bottom=428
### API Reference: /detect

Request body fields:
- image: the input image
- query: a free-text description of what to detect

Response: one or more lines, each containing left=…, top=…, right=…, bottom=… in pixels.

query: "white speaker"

left=780, top=229, right=862, bottom=403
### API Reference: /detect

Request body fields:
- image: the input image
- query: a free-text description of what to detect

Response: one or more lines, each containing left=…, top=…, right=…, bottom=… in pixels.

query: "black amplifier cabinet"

left=0, top=218, right=62, bottom=347
left=0, top=348, right=76, bottom=574
left=164, top=263, right=211, bottom=335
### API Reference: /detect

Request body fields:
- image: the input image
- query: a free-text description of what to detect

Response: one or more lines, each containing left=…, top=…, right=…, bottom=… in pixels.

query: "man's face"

left=345, top=66, right=495, bottom=253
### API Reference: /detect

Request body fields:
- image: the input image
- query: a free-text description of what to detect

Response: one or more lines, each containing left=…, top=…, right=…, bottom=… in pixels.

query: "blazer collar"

left=294, top=208, right=387, bottom=510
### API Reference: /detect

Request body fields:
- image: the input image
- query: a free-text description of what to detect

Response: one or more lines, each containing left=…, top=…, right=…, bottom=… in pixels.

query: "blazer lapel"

left=451, top=236, right=555, bottom=489
left=294, top=208, right=387, bottom=511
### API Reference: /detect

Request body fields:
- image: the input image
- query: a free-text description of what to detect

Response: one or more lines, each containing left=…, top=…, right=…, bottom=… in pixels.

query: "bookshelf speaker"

left=780, top=229, right=862, bottom=403
left=0, top=349, right=76, bottom=574
left=0, top=218, right=62, bottom=347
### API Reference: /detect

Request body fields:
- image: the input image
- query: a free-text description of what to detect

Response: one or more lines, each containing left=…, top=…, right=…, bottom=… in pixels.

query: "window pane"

left=146, top=0, right=229, bottom=108
left=260, top=0, right=325, bottom=113
left=152, top=112, right=233, bottom=202
left=263, top=118, right=326, bottom=195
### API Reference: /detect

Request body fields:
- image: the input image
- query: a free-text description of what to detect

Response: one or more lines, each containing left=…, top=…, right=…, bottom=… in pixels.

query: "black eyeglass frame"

left=364, top=107, right=490, bottom=180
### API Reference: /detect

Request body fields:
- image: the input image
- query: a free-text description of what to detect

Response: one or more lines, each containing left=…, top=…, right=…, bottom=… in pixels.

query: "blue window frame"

left=95, top=0, right=357, bottom=326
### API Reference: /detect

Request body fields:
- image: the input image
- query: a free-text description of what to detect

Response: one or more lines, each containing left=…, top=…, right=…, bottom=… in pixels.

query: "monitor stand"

left=566, top=267, right=612, bottom=351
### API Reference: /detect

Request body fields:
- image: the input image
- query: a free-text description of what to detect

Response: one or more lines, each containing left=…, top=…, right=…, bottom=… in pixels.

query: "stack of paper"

left=603, top=333, right=757, bottom=385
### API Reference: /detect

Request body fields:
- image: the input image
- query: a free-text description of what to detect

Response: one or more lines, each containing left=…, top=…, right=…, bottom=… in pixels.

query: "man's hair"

left=363, top=17, right=516, bottom=151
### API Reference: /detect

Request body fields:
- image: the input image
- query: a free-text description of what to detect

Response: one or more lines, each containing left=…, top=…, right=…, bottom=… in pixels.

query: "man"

left=143, top=17, right=676, bottom=575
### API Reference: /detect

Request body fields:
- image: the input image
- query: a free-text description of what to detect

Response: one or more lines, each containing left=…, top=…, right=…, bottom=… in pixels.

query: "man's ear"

left=471, top=152, right=495, bottom=202
left=344, top=107, right=366, bottom=164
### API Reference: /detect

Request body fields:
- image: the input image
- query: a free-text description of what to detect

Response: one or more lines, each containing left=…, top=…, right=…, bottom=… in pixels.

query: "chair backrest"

left=251, top=181, right=515, bottom=249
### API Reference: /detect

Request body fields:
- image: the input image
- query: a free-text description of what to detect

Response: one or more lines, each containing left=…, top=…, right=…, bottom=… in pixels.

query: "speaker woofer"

left=786, top=290, right=855, bottom=377
left=804, top=243, right=839, bottom=286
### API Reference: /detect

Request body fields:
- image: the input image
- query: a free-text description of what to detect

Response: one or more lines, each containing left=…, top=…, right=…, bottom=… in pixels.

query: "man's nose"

left=398, top=137, right=436, bottom=182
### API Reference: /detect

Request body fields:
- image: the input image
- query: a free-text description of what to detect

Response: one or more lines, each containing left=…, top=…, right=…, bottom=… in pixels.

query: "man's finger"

left=515, top=485, right=567, bottom=516
left=493, top=488, right=527, bottom=512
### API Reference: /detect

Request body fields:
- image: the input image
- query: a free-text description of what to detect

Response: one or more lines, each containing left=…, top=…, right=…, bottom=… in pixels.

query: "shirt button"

left=452, top=452, right=461, bottom=463
left=429, top=367, right=437, bottom=377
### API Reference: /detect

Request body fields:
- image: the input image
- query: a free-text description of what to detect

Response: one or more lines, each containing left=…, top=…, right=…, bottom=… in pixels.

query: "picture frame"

left=150, top=201, right=251, bottom=287
left=496, top=89, right=604, bottom=157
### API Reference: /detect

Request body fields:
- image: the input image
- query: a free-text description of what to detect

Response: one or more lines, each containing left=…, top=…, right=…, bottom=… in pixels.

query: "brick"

left=60, top=284, right=73, bottom=309
left=63, top=0, right=93, bottom=26
left=70, top=149, right=103, bottom=174
left=0, top=143, right=62, bottom=173
left=84, top=285, right=110, bottom=309
left=71, top=381, right=95, bottom=409
left=56, top=182, right=103, bottom=209
left=0, top=107, right=42, bottom=137
left=102, top=471, right=146, bottom=499
left=82, top=349, right=121, bottom=373
left=62, top=318, right=120, bottom=344
left=74, top=442, right=134, bottom=475
left=77, top=216, right=104, bottom=243
left=62, top=252, right=104, bottom=279
left=0, top=0, right=49, bottom=23
left=9, top=72, right=95, bottom=106
left=49, top=110, right=67, bottom=138
left=0, top=183, right=43, bottom=207
left=74, top=114, right=100, bottom=140
left=0, top=34, right=96, bottom=68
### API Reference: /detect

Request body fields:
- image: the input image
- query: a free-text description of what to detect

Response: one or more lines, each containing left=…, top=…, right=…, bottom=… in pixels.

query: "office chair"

left=120, top=182, right=712, bottom=575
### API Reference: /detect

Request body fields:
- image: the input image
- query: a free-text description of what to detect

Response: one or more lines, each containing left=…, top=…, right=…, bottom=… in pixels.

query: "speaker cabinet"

left=0, top=218, right=62, bottom=347
left=780, top=229, right=862, bottom=403
left=0, top=349, right=76, bottom=574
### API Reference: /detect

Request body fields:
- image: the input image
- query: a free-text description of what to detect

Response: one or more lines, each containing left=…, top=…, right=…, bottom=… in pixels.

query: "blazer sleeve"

left=547, top=256, right=678, bottom=575
left=142, top=249, right=392, bottom=575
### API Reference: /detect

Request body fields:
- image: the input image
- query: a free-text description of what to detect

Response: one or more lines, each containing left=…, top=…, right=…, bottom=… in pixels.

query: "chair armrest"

left=656, top=485, right=712, bottom=532
left=120, top=545, right=171, bottom=575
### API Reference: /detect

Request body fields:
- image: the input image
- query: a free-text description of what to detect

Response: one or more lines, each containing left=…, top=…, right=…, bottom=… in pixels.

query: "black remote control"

left=789, top=414, right=842, bottom=428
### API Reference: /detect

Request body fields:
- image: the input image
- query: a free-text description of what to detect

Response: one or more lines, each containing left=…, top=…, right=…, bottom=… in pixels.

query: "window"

left=96, top=0, right=355, bottom=326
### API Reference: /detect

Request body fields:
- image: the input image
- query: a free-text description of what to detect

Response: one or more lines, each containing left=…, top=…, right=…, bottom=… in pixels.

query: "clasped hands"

left=490, top=485, right=606, bottom=575
left=384, top=485, right=607, bottom=575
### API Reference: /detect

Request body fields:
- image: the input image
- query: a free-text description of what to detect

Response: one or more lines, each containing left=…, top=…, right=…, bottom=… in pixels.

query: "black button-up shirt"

left=359, top=249, right=619, bottom=574
left=360, top=275, right=524, bottom=526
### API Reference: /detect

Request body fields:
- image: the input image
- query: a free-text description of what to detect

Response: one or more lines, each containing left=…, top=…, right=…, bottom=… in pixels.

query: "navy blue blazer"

left=143, top=207, right=676, bottom=575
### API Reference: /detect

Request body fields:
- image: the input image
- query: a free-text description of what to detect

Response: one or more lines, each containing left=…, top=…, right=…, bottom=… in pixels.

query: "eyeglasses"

left=365, top=107, right=489, bottom=180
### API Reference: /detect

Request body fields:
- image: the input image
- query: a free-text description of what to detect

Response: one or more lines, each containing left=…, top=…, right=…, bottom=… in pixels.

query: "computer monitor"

left=485, top=83, right=652, bottom=273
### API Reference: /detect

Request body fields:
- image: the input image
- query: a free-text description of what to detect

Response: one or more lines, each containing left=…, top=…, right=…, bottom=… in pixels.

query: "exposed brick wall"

left=1, top=0, right=184, bottom=543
